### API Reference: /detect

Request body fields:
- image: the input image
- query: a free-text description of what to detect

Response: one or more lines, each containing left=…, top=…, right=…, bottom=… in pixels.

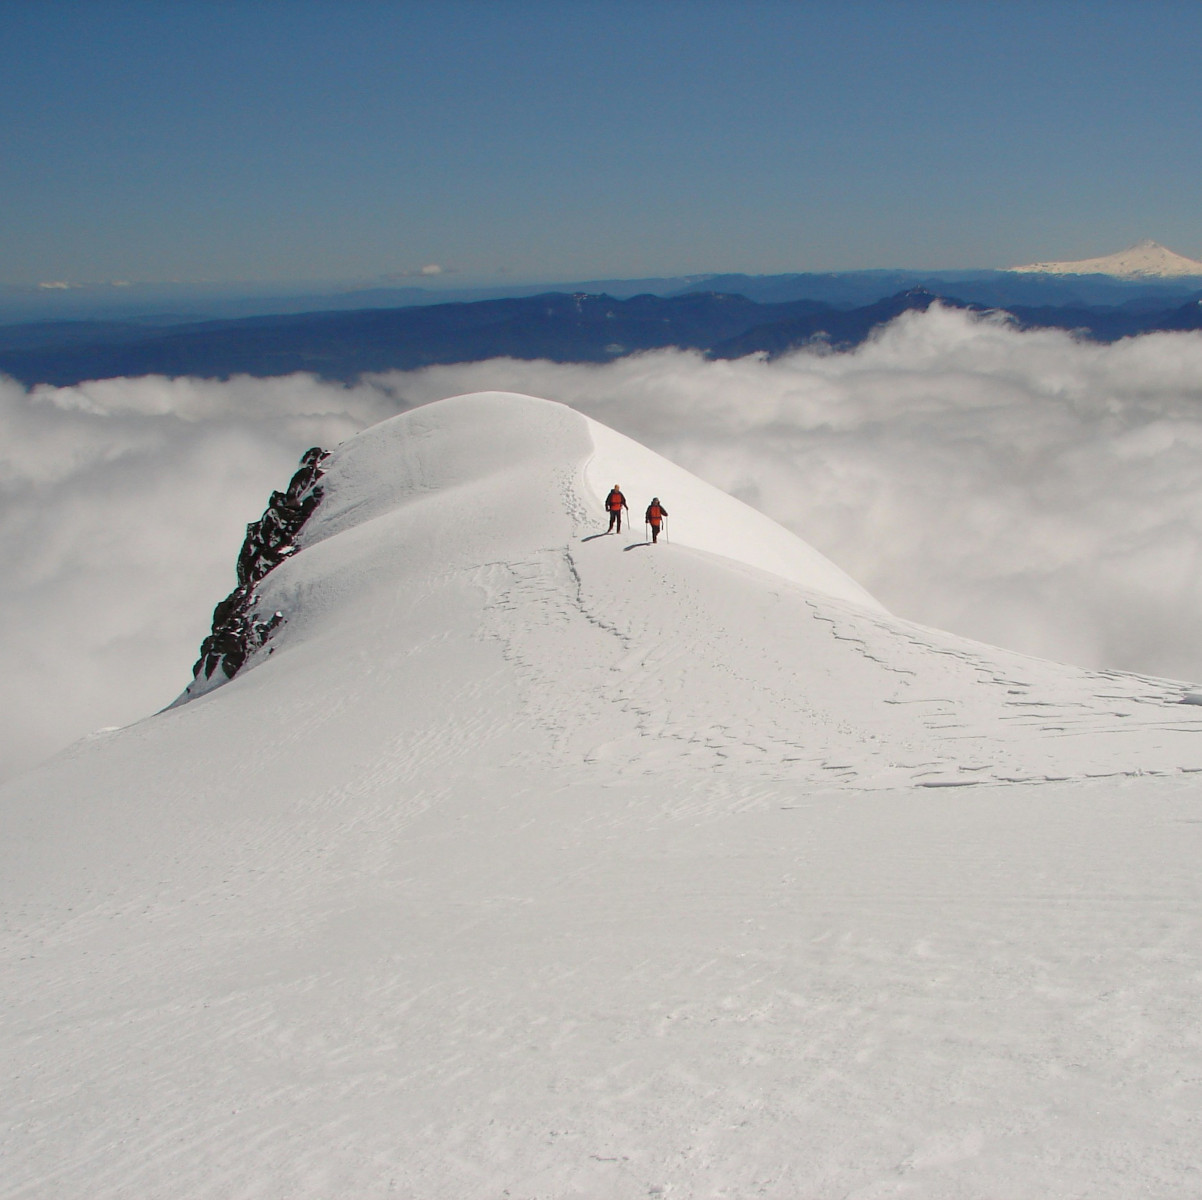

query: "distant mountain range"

left=1, top=283, right=1201, bottom=386
left=6, top=249, right=1202, bottom=328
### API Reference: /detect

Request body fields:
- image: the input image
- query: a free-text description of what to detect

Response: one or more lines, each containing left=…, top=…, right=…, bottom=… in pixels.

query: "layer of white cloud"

left=5, top=303, right=1202, bottom=783
left=0, top=374, right=397, bottom=782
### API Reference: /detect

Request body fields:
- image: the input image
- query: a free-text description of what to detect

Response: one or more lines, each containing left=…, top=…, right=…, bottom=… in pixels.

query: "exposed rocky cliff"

left=185, top=447, right=329, bottom=694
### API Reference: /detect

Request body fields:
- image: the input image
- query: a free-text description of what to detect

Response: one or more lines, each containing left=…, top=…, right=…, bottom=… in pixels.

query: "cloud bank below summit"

left=0, top=374, right=398, bottom=781
left=5, top=304, right=1202, bottom=781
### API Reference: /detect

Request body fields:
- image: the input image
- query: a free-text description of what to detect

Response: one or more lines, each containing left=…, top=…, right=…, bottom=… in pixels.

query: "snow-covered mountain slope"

left=1009, top=237, right=1202, bottom=277
left=4, top=392, right=1202, bottom=1199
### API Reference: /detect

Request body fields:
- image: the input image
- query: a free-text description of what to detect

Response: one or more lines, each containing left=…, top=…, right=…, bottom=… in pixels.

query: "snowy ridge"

left=1009, top=237, right=1202, bottom=277
left=179, top=390, right=1202, bottom=790
left=4, top=391, right=1202, bottom=1198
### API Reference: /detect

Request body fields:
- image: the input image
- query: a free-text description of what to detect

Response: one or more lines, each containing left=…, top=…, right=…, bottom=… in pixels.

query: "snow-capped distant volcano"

left=1009, top=238, right=1202, bottom=277
left=5, top=393, right=1202, bottom=1198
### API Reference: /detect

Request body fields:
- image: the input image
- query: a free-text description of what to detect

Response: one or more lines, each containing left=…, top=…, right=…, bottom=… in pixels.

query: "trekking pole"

left=663, top=518, right=669, bottom=544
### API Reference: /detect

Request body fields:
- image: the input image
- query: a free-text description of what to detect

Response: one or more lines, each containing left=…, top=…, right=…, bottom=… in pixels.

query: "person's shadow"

left=623, top=540, right=650, bottom=551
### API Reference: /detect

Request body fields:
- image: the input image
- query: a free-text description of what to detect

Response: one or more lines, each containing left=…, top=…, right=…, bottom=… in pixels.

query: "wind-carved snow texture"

left=474, top=526, right=1202, bottom=794
left=183, top=447, right=329, bottom=696
left=5, top=391, right=1202, bottom=1200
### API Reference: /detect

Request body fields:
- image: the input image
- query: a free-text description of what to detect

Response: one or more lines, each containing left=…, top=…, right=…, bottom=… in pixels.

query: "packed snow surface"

left=1009, top=237, right=1202, bottom=277
left=4, top=391, right=1202, bottom=1198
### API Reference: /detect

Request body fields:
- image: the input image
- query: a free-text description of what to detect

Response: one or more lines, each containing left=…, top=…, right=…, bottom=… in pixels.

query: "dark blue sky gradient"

left=3, top=0, right=1201, bottom=284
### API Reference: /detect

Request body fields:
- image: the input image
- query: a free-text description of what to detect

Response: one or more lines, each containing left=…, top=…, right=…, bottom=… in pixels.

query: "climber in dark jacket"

left=606, top=485, right=628, bottom=533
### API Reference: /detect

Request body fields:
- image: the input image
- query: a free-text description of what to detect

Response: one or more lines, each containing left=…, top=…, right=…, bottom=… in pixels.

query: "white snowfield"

left=5, top=391, right=1202, bottom=1199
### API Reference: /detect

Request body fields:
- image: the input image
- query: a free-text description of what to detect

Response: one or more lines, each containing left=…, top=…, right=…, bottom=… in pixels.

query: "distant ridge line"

left=4, top=285, right=1202, bottom=386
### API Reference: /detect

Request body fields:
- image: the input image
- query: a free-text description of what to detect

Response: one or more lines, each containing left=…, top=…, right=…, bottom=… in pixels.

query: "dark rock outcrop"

left=191, top=447, right=329, bottom=684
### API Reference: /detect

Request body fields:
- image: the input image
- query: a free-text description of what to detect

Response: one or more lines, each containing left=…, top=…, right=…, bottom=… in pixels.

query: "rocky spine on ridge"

left=190, top=447, right=329, bottom=684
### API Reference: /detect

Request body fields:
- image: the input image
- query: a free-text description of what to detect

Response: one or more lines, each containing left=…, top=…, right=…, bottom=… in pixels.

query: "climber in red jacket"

left=645, top=498, right=668, bottom=543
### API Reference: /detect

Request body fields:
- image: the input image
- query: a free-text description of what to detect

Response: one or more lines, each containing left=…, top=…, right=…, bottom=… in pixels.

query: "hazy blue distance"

left=3, top=0, right=1202, bottom=288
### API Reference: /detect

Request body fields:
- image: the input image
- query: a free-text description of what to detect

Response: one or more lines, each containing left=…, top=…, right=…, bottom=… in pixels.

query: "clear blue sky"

left=3, top=0, right=1201, bottom=286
